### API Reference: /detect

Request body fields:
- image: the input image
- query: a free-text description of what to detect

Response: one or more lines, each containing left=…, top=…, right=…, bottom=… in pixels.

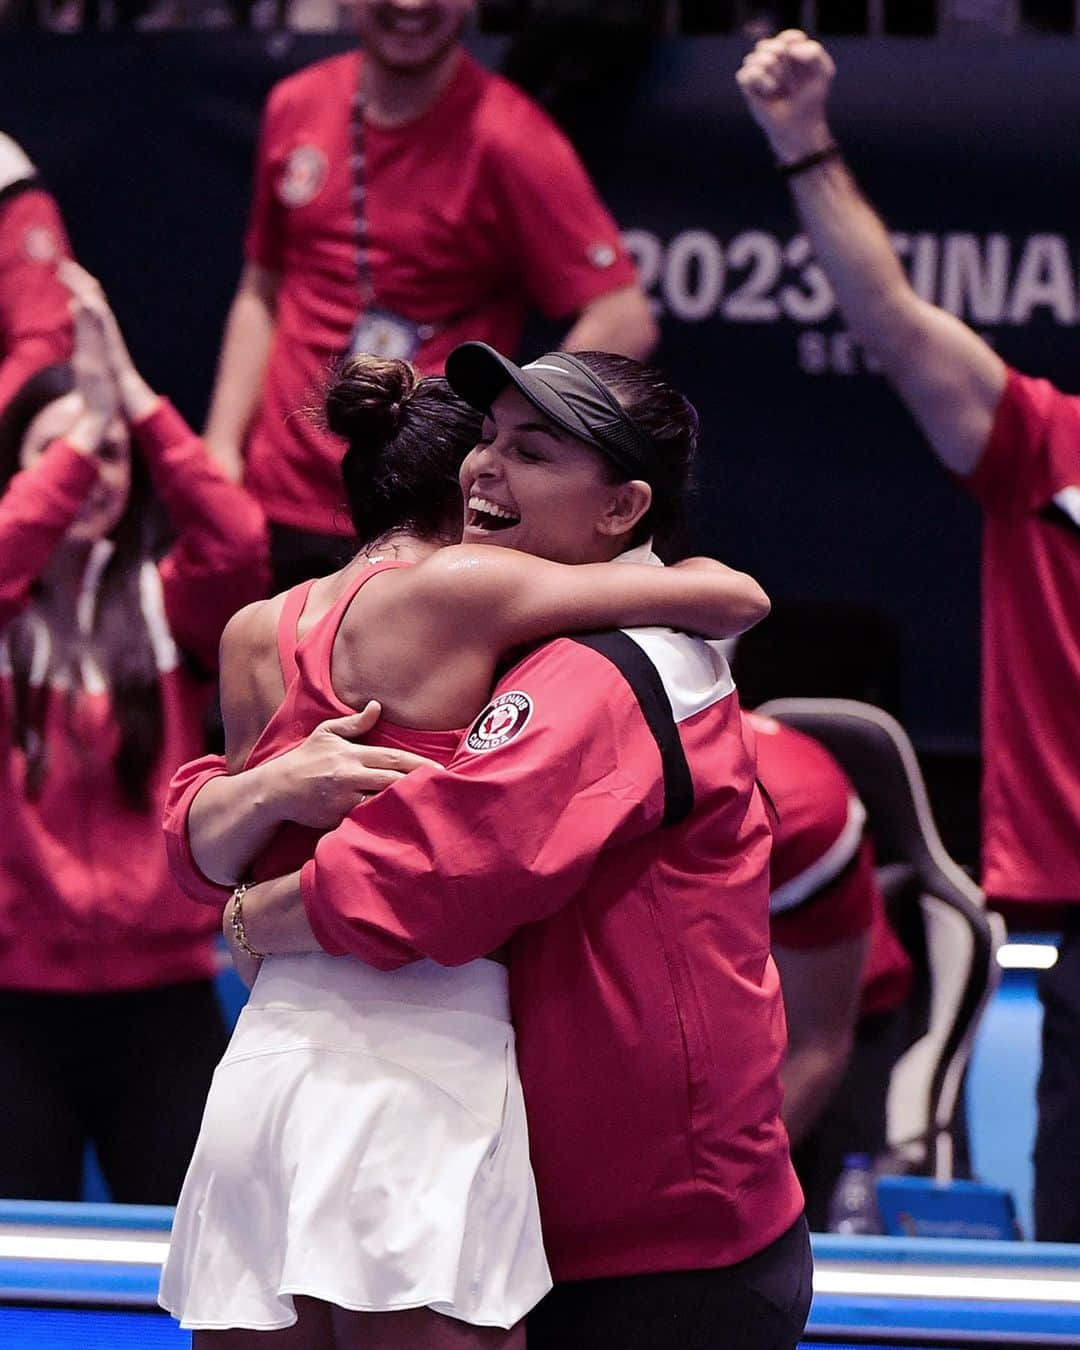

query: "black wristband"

left=777, top=143, right=842, bottom=178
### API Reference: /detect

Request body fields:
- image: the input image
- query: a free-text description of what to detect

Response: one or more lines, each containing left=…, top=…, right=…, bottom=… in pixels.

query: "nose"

left=466, top=439, right=500, bottom=480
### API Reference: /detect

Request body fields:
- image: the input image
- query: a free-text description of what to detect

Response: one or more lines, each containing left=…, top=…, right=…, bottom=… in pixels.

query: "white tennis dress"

left=159, top=952, right=551, bottom=1331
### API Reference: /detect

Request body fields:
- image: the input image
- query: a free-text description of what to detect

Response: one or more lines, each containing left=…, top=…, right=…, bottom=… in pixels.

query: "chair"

left=756, top=697, right=1005, bottom=1181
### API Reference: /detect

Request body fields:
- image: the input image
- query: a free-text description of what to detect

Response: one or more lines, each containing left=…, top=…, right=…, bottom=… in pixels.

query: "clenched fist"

left=736, top=30, right=836, bottom=164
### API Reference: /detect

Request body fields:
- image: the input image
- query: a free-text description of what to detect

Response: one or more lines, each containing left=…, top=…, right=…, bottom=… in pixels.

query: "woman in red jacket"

left=0, top=262, right=268, bottom=1204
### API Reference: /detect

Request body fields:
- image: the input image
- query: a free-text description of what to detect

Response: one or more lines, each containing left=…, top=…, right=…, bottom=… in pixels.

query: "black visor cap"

left=445, top=341, right=662, bottom=482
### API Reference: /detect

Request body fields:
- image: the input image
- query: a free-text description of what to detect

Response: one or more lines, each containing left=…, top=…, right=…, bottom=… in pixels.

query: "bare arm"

left=202, top=262, right=280, bottom=481
left=406, top=544, right=769, bottom=653
left=737, top=31, right=1006, bottom=477
left=774, top=932, right=868, bottom=1147
left=561, top=283, right=659, bottom=361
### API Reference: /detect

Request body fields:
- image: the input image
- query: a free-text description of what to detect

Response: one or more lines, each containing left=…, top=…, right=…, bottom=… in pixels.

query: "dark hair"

left=572, top=351, right=699, bottom=557
left=0, top=364, right=163, bottom=810
left=323, top=354, right=482, bottom=547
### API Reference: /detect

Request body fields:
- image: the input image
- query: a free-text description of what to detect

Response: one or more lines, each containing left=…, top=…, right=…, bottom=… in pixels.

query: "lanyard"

left=349, top=76, right=376, bottom=311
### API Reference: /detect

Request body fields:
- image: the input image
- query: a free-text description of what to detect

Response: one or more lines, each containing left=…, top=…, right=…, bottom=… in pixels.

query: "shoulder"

left=472, top=69, right=578, bottom=167
left=968, top=365, right=1080, bottom=509
left=749, top=714, right=850, bottom=801
left=220, top=593, right=285, bottom=668
left=396, top=545, right=539, bottom=619
left=264, top=51, right=356, bottom=124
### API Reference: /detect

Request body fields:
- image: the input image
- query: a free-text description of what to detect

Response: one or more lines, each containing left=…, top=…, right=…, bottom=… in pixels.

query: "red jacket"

left=0, top=134, right=72, bottom=415
left=0, top=400, right=268, bottom=992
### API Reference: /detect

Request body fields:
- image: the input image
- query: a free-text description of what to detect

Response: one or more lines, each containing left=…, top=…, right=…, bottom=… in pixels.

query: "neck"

left=354, top=532, right=442, bottom=566
left=361, top=47, right=462, bottom=127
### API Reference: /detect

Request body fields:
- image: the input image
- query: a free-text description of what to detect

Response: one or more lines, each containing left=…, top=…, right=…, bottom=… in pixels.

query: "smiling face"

left=354, top=0, right=475, bottom=74
left=20, top=392, right=131, bottom=544
left=458, top=388, right=652, bottom=565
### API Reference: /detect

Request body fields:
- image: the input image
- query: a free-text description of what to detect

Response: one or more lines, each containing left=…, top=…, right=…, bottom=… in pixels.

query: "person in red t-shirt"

left=0, top=133, right=73, bottom=419
left=204, top=0, right=657, bottom=590
left=738, top=32, right=1080, bottom=1239
left=750, top=711, right=913, bottom=1230
left=0, top=262, right=268, bottom=1206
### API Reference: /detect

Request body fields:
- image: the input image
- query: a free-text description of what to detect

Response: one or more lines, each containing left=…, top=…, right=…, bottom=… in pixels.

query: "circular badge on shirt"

left=466, top=691, right=533, bottom=754
left=588, top=242, right=617, bottom=269
left=277, top=145, right=328, bottom=208
left=23, top=225, right=58, bottom=263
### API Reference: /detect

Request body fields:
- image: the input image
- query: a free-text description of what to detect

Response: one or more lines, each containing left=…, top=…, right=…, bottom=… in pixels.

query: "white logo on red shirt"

left=23, top=226, right=58, bottom=263
left=277, top=145, right=328, bottom=208
left=465, top=691, right=533, bottom=753
left=588, top=242, right=617, bottom=269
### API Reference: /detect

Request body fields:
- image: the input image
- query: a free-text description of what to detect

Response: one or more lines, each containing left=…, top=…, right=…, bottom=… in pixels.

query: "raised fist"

left=736, top=30, right=836, bottom=162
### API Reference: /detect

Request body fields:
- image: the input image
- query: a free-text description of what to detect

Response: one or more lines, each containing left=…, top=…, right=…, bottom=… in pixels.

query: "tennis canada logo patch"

left=466, top=691, right=533, bottom=753
left=277, top=145, right=328, bottom=208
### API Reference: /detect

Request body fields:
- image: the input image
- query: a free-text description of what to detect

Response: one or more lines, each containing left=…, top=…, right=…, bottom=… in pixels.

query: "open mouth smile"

left=466, top=494, right=521, bottom=533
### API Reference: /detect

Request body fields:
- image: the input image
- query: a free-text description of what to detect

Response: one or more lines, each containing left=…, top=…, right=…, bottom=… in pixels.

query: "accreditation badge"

left=348, top=307, right=433, bottom=362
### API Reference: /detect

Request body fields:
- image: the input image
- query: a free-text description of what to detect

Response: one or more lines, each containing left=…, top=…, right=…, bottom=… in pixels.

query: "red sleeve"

left=300, top=638, right=665, bottom=968
left=770, top=837, right=878, bottom=950
left=162, top=753, right=235, bottom=907
left=0, top=438, right=96, bottom=627
left=134, top=399, right=269, bottom=671
left=243, top=90, right=287, bottom=274
left=0, top=188, right=73, bottom=415
left=965, top=367, right=1080, bottom=516
left=485, top=95, right=638, bottom=320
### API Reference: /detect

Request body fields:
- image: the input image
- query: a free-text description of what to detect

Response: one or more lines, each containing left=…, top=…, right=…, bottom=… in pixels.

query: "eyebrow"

left=482, top=416, right=566, bottom=443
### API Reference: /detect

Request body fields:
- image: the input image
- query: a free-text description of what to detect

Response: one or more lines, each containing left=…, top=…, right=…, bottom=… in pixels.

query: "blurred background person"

left=751, top=710, right=913, bottom=1230
left=0, top=132, right=72, bottom=417
left=0, top=262, right=267, bottom=1204
left=203, top=0, right=658, bottom=588
left=737, top=31, right=1079, bottom=1240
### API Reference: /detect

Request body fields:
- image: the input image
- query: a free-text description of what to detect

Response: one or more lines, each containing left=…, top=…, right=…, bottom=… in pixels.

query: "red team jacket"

left=0, top=133, right=72, bottom=416
left=242, top=51, right=639, bottom=533
left=165, top=601, right=804, bottom=1283
left=0, top=401, right=268, bottom=992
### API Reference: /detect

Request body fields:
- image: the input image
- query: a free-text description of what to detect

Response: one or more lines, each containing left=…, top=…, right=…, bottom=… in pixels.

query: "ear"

left=596, top=479, right=652, bottom=540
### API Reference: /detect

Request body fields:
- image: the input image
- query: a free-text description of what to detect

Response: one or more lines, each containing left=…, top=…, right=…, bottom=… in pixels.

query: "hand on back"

left=273, top=701, right=445, bottom=830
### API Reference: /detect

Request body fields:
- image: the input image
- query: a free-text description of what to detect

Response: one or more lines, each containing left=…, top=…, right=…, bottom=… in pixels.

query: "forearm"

left=781, top=1037, right=852, bottom=1147
left=781, top=139, right=925, bottom=366
left=188, top=761, right=294, bottom=888
left=242, top=871, right=322, bottom=955
left=561, top=284, right=659, bottom=361
left=0, top=440, right=96, bottom=622
left=203, top=270, right=277, bottom=473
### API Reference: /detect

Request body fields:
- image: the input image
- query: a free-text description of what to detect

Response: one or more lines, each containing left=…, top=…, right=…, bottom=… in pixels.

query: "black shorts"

left=527, top=1216, right=812, bottom=1350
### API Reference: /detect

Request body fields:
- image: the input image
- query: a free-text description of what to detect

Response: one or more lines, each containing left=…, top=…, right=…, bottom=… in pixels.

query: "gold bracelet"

left=229, top=882, right=265, bottom=960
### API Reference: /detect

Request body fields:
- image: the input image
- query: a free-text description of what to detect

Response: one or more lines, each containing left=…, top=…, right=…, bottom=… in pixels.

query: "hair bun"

left=324, top=354, right=420, bottom=447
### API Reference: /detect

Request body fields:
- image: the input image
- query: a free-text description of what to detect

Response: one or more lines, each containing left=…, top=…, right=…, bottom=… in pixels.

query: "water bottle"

left=827, top=1153, right=883, bottom=1235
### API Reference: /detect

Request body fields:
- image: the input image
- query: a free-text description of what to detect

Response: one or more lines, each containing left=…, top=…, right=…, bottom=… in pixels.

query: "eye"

left=515, top=446, right=545, bottom=464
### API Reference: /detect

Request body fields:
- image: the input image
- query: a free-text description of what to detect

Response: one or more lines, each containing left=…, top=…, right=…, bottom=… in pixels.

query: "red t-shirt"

left=0, top=134, right=72, bottom=416
left=964, top=370, right=1080, bottom=913
left=243, top=51, right=638, bottom=534
left=749, top=713, right=913, bottom=1018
